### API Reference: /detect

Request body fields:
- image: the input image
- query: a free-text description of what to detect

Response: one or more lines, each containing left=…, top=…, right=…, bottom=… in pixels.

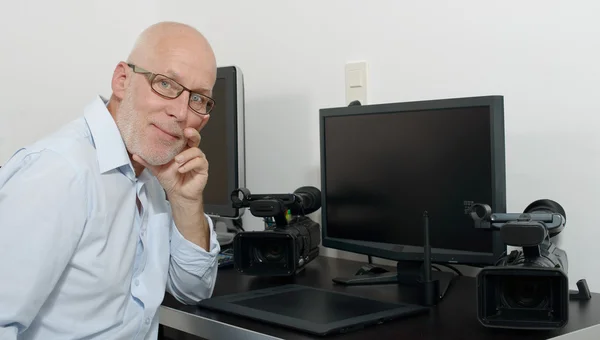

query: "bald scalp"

left=108, top=21, right=217, bottom=123
left=127, top=21, right=216, bottom=70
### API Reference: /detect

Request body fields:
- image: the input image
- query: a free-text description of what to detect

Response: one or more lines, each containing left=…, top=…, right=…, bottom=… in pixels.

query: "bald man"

left=0, top=22, right=221, bottom=340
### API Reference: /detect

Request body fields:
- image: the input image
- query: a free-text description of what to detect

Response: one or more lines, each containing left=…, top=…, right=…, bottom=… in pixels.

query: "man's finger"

left=184, top=128, right=201, bottom=148
left=178, top=156, right=208, bottom=174
left=174, top=147, right=204, bottom=165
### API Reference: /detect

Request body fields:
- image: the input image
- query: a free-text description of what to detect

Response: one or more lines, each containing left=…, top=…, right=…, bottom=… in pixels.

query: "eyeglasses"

left=127, top=63, right=215, bottom=116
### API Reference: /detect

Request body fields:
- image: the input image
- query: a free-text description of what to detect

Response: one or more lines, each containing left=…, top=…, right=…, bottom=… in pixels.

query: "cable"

left=432, top=265, right=441, bottom=272
left=367, top=255, right=373, bottom=264
left=436, top=263, right=462, bottom=276
left=232, top=218, right=245, bottom=232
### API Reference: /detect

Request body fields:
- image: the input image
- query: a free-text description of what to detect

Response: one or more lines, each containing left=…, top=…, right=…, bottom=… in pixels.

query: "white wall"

left=0, top=0, right=159, bottom=162
left=2, top=0, right=600, bottom=291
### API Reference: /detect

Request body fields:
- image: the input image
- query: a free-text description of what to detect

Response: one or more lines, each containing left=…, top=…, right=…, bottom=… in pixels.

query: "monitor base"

left=332, top=261, right=455, bottom=300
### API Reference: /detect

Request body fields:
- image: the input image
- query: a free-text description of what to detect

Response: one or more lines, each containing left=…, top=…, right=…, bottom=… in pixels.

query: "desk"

left=160, top=256, right=600, bottom=339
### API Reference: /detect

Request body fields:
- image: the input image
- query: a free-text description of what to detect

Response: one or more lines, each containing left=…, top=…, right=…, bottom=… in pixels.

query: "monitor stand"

left=331, top=260, right=455, bottom=299
left=332, top=211, right=455, bottom=304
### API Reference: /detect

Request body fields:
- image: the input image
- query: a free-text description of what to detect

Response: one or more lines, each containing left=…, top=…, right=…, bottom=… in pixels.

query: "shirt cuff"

left=170, top=214, right=220, bottom=277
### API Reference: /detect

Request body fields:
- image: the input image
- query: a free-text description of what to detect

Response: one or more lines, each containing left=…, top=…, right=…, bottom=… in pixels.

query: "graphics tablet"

left=196, top=284, right=429, bottom=336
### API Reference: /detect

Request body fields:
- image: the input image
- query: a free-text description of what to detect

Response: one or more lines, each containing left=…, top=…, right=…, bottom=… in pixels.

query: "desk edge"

left=158, top=305, right=284, bottom=340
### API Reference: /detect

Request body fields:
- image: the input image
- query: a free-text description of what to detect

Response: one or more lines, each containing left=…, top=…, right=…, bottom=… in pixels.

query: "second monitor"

left=319, top=95, right=506, bottom=294
left=202, top=66, right=246, bottom=219
left=201, top=66, right=246, bottom=248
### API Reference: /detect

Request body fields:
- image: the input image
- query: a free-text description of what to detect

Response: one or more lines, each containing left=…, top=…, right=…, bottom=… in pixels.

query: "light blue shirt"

left=0, top=96, right=220, bottom=340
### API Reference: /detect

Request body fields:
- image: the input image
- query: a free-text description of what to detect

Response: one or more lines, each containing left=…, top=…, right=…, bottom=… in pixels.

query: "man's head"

left=108, top=21, right=217, bottom=167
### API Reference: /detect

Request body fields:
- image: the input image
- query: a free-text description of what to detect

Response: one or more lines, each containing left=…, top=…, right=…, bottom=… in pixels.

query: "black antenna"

left=423, top=211, right=432, bottom=282
left=420, top=211, right=440, bottom=306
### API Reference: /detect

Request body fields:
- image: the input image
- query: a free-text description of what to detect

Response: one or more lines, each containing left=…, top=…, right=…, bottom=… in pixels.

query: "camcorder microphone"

left=230, top=186, right=322, bottom=276
left=288, top=186, right=321, bottom=215
left=469, top=199, right=591, bottom=330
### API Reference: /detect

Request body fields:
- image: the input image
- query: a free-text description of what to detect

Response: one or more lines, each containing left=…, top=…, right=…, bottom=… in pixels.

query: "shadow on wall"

left=505, top=129, right=600, bottom=253
left=243, top=93, right=320, bottom=193
left=237, top=93, right=319, bottom=232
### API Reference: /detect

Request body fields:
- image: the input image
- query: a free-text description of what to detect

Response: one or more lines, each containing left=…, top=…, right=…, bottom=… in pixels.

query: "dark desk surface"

left=161, top=256, right=600, bottom=339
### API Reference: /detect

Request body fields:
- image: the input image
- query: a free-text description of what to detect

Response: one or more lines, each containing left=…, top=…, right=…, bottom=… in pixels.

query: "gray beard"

left=115, top=91, right=184, bottom=166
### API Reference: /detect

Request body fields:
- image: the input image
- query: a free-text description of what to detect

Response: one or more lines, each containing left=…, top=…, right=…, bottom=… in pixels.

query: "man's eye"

left=191, top=94, right=203, bottom=102
left=160, top=80, right=171, bottom=89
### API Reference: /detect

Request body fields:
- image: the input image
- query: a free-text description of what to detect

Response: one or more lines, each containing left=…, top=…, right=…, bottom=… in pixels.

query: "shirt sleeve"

left=0, top=149, right=87, bottom=338
left=166, top=214, right=220, bottom=304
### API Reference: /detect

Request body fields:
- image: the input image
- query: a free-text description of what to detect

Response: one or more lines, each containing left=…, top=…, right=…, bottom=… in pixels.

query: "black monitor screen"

left=202, top=77, right=229, bottom=207
left=323, top=106, right=495, bottom=255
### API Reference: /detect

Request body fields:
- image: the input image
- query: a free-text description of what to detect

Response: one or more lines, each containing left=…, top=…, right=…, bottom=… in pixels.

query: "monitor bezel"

left=203, top=66, right=246, bottom=219
left=319, top=95, right=506, bottom=266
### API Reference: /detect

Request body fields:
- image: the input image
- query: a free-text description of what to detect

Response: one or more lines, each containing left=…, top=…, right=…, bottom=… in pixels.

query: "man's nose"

left=169, top=91, right=190, bottom=121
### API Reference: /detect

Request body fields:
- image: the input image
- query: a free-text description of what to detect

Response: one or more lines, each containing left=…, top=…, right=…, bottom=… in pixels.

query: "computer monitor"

left=201, top=66, right=246, bottom=219
left=319, top=96, right=506, bottom=293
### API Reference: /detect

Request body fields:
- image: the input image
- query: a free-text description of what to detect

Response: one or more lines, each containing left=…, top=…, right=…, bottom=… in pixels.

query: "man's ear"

left=111, top=62, right=130, bottom=101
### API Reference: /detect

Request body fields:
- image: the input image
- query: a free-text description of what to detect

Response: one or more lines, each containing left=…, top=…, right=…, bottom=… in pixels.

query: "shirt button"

left=134, top=279, right=139, bottom=286
left=145, top=317, right=151, bottom=324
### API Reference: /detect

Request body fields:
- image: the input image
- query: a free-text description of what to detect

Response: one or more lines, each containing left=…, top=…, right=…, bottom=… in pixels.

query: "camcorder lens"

left=502, top=277, right=550, bottom=309
left=254, top=244, right=286, bottom=263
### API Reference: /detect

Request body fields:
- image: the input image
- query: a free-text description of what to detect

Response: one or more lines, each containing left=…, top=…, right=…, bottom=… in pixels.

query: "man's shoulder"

left=3, top=117, right=99, bottom=178
left=34, top=117, right=98, bottom=165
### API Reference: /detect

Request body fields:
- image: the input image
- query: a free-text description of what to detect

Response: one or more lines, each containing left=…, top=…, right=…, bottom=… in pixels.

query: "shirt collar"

left=83, top=95, right=135, bottom=175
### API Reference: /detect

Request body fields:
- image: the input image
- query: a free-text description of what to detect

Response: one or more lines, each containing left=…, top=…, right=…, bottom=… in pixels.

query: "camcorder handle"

left=231, top=186, right=322, bottom=227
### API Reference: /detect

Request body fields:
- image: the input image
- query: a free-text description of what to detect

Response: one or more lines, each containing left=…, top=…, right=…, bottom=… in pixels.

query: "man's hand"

left=133, top=127, right=208, bottom=204
left=133, top=127, right=211, bottom=251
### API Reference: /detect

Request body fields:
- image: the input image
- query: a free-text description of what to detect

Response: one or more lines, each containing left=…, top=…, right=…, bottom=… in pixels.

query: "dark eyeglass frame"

left=127, top=63, right=215, bottom=116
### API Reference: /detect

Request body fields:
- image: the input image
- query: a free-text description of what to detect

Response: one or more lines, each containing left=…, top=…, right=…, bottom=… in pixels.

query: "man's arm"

left=133, top=127, right=220, bottom=305
left=0, top=149, right=87, bottom=338
left=166, top=200, right=220, bottom=304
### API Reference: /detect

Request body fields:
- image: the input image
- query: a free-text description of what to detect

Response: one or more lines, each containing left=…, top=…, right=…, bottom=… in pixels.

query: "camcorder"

left=230, top=186, right=322, bottom=276
left=469, top=199, right=591, bottom=330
